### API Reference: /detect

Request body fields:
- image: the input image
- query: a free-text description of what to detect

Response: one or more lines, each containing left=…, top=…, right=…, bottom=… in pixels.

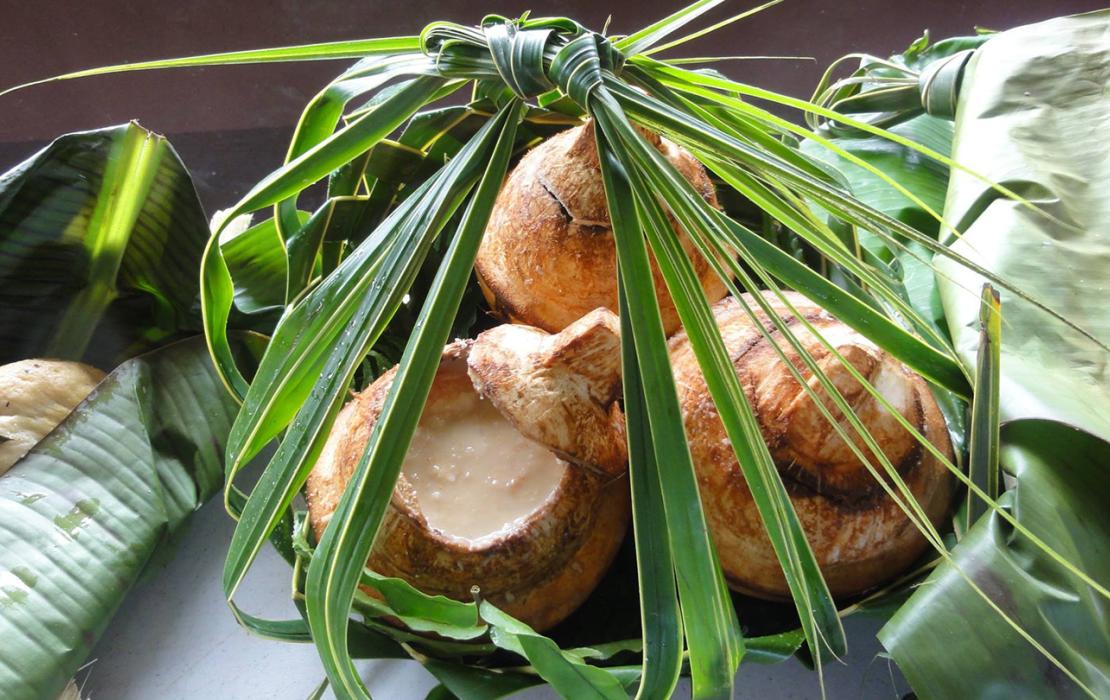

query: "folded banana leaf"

left=0, top=125, right=254, bottom=699
left=0, top=336, right=249, bottom=700
left=875, top=11, right=1110, bottom=699
left=0, top=122, right=210, bottom=367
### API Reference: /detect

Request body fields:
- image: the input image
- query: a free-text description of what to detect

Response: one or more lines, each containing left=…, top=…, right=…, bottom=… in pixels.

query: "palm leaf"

left=202, top=75, right=454, bottom=397
left=799, top=113, right=954, bottom=340
left=965, top=285, right=1000, bottom=528
left=595, top=94, right=848, bottom=664
left=0, top=36, right=421, bottom=97
left=219, top=110, right=511, bottom=608
left=636, top=59, right=1110, bottom=354
left=479, top=602, right=626, bottom=700
left=617, top=281, right=683, bottom=699
left=595, top=123, right=742, bottom=698
left=422, top=659, right=544, bottom=700
left=305, top=101, right=522, bottom=698
left=614, top=0, right=728, bottom=55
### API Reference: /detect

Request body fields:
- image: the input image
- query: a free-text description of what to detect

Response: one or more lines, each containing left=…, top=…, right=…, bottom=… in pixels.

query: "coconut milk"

left=402, top=389, right=564, bottom=542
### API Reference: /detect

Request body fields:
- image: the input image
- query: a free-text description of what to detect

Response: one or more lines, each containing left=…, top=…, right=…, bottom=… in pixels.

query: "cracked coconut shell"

left=306, top=309, right=630, bottom=632
left=475, top=120, right=728, bottom=336
left=669, top=292, right=955, bottom=599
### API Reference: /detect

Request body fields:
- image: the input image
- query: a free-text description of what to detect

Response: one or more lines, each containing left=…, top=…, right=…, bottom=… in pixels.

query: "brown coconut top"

left=476, top=120, right=728, bottom=335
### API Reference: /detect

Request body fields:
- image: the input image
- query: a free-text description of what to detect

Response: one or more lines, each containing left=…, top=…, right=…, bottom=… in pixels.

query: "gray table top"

left=82, top=496, right=909, bottom=699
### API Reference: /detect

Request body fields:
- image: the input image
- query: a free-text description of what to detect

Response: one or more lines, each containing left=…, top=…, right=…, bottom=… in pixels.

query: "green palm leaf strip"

left=614, top=0, right=728, bottom=55
left=479, top=602, right=626, bottom=699
left=638, top=0, right=785, bottom=57
left=612, top=73, right=967, bottom=392
left=217, top=211, right=304, bottom=316
left=356, top=571, right=484, bottom=640
left=966, top=285, right=1001, bottom=528
left=617, top=242, right=682, bottom=698
left=292, top=525, right=487, bottom=642
left=629, top=65, right=1004, bottom=337
left=0, top=36, right=421, bottom=97
left=594, top=94, right=845, bottom=665
left=606, top=75, right=970, bottom=389
left=274, top=55, right=438, bottom=271
left=595, top=121, right=742, bottom=699
left=610, top=76, right=956, bottom=331
left=220, top=108, right=511, bottom=605
left=305, top=101, right=523, bottom=699
left=201, top=73, right=449, bottom=398
left=422, top=659, right=544, bottom=700
left=637, top=60, right=1109, bottom=353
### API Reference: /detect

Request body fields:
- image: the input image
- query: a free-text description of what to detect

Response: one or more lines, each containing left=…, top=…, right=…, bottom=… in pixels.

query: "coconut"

left=475, top=120, right=728, bottom=336
left=0, top=359, right=105, bottom=475
left=306, top=309, right=630, bottom=631
left=668, top=292, right=954, bottom=598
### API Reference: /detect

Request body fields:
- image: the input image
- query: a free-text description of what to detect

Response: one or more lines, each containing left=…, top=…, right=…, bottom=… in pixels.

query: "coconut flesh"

left=306, top=309, right=630, bottom=632
left=400, top=384, right=566, bottom=542
left=669, top=292, right=955, bottom=598
left=476, top=120, right=728, bottom=335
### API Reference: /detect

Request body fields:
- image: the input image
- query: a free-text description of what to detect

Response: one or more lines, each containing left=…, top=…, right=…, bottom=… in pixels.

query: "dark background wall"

left=2, top=0, right=1105, bottom=209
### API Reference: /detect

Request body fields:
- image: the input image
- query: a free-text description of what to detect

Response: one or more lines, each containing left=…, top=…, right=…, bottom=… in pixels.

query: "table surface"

left=80, top=496, right=910, bottom=700
left=4, top=2, right=1104, bottom=698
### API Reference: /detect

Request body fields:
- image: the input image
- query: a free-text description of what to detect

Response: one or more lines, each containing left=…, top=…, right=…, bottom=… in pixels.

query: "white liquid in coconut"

left=402, top=389, right=564, bottom=542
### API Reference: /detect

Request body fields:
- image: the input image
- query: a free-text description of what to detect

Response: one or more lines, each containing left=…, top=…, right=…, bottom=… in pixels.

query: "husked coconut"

left=306, top=309, right=630, bottom=631
left=668, top=292, right=954, bottom=598
left=476, top=120, right=728, bottom=336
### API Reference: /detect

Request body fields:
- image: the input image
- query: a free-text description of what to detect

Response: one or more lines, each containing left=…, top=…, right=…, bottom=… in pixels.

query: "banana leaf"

left=0, top=123, right=210, bottom=368
left=0, top=125, right=263, bottom=699
left=0, top=336, right=254, bottom=700
left=878, top=11, right=1110, bottom=699
left=884, top=420, right=1110, bottom=699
